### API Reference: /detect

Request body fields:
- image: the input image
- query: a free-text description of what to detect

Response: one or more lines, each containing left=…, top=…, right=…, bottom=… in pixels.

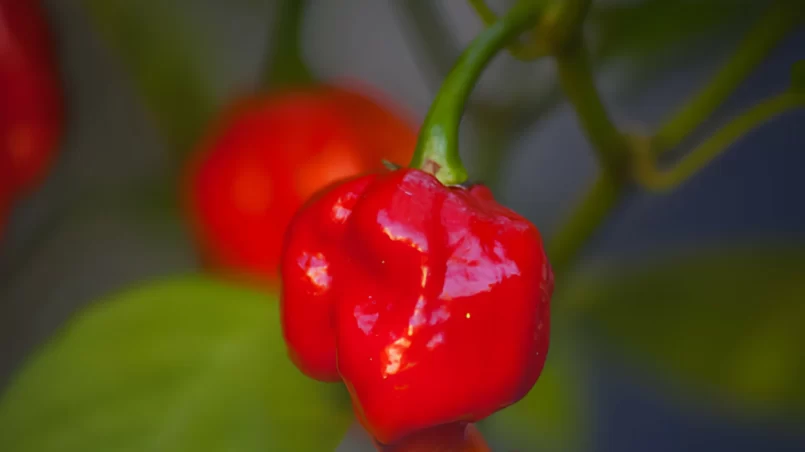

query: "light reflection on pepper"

left=298, top=252, right=331, bottom=292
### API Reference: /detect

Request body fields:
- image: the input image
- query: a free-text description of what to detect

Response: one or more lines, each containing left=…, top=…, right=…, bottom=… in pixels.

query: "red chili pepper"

left=0, top=0, right=62, bottom=197
left=281, top=168, right=553, bottom=445
left=373, top=422, right=490, bottom=452
left=185, top=84, right=417, bottom=285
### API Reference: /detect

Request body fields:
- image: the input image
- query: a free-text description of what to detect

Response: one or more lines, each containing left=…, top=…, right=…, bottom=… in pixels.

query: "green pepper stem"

left=547, top=1, right=799, bottom=280
left=410, top=0, right=545, bottom=186
left=467, top=0, right=547, bottom=60
left=546, top=0, right=628, bottom=279
left=653, top=1, right=802, bottom=154
left=636, top=91, right=805, bottom=191
left=540, top=0, right=592, bottom=54
left=264, top=0, right=314, bottom=88
left=555, top=41, right=630, bottom=179
left=548, top=172, right=623, bottom=279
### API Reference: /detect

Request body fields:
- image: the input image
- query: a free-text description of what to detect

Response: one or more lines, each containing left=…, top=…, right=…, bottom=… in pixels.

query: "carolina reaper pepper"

left=373, top=423, right=490, bottom=452
left=281, top=168, right=553, bottom=445
left=185, top=83, right=416, bottom=285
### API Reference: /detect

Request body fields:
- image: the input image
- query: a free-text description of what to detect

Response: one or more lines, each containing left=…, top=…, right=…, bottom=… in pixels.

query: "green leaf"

left=82, top=1, right=217, bottom=154
left=571, top=247, right=805, bottom=415
left=478, top=341, right=587, bottom=452
left=0, top=276, right=353, bottom=452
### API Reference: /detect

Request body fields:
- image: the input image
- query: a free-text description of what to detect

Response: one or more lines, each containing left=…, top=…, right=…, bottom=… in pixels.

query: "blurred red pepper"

left=185, top=83, right=417, bottom=285
left=0, top=0, right=62, bottom=198
left=281, top=168, right=553, bottom=445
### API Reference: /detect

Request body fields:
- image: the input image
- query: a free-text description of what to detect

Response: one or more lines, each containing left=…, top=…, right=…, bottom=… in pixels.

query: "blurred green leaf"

left=82, top=1, right=216, bottom=154
left=478, top=341, right=587, bottom=452
left=571, top=247, right=805, bottom=415
left=0, top=276, right=353, bottom=452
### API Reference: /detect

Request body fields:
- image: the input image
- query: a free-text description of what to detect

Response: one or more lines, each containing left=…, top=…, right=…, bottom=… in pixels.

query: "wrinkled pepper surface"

left=281, top=168, right=553, bottom=445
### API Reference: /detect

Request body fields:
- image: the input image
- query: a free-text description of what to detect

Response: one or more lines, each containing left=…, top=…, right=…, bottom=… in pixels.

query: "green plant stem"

left=636, top=91, right=805, bottom=191
left=397, top=0, right=513, bottom=190
left=653, top=1, right=802, bottom=153
left=548, top=173, right=623, bottom=279
left=555, top=42, right=630, bottom=179
left=546, top=0, right=628, bottom=278
left=82, top=0, right=216, bottom=156
left=468, top=0, right=502, bottom=24
left=398, top=1, right=568, bottom=193
left=539, top=0, right=592, bottom=54
left=410, top=0, right=546, bottom=185
left=264, top=0, right=313, bottom=88
left=468, top=0, right=547, bottom=60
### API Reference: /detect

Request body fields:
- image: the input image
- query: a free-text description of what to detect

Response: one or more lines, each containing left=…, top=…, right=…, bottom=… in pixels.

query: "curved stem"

left=547, top=173, right=623, bottom=278
left=397, top=1, right=565, bottom=192
left=555, top=42, right=630, bottom=179
left=547, top=1, right=799, bottom=282
left=264, top=0, right=313, bottom=88
left=636, top=91, right=805, bottom=191
left=410, top=0, right=546, bottom=185
left=544, top=0, right=628, bottom=278
left=653, top=1, right=802, bottom=153
left=540, top=0, right=593, bottom=54
left=468, top=0, right=547, bottom=60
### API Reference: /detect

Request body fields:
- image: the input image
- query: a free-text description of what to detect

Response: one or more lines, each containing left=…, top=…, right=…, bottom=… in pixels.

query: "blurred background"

left=1, top=0, right=804, bottom=451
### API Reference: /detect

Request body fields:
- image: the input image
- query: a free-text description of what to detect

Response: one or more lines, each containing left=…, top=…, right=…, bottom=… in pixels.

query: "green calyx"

left=409, top=0, right=545, bottom=186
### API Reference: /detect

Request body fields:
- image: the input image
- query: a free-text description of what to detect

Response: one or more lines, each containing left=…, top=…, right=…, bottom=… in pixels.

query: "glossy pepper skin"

left=185, top=83, right=416, bottom=285
left=281, top=168, right=553, bottom=445
left=0, top=0, right=62, bottom=197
